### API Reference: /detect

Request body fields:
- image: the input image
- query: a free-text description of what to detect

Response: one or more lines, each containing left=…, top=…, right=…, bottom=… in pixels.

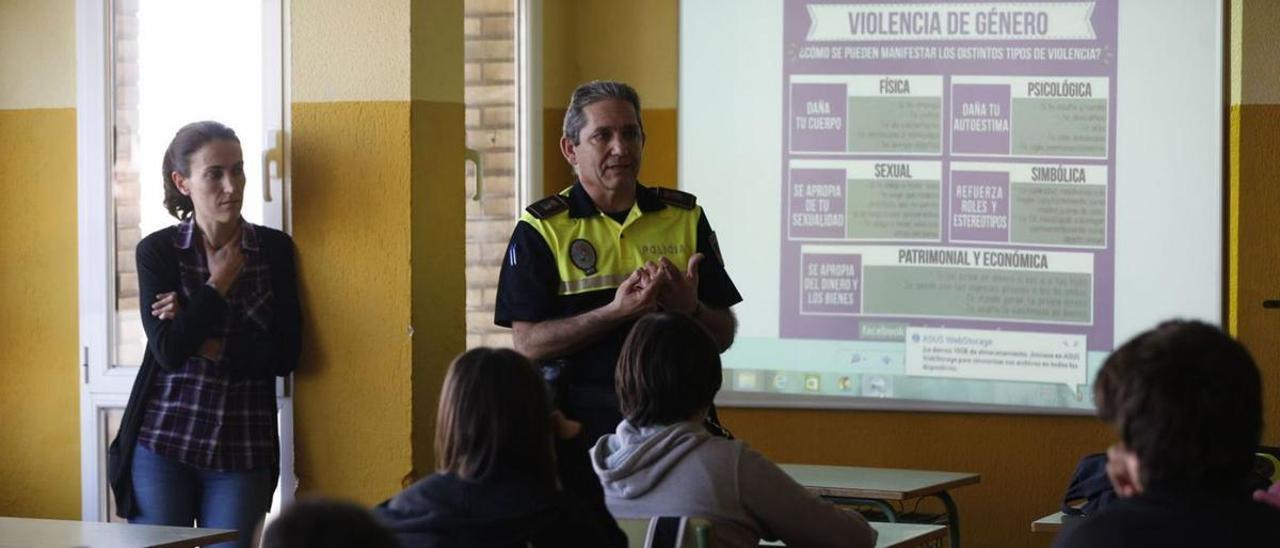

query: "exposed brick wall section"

left=114, top=0, right=141, bottom=309
left=464, top=0, right=516, bottom=349
left=112, top=0, right=149, bottom=372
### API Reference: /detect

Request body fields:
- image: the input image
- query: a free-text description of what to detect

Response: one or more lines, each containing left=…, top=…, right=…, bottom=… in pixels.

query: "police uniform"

left=495, top=181, right=743, bottom=442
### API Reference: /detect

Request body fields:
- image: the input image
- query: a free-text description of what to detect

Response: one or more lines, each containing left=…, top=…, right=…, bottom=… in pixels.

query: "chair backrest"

left=617, top=516, right=713, bottom=548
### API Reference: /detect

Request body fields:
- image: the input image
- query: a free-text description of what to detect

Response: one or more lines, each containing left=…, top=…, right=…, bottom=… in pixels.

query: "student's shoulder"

left=1052, top=496, right=1241, bottom=548
left=1050, top=505, right=1144, bottom=548
left=1237, top=501, right=1280, bottom=541
left=720, top=438, right=778, bottom=474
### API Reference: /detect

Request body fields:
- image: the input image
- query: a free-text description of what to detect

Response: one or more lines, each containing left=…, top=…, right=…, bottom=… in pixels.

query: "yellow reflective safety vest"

left=521, top=183, right=702, bottom=297
left=495, top=181, right=743, bottom=440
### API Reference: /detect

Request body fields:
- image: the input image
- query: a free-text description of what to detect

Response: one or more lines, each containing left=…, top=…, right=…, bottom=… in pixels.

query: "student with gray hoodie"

left=591, top=313, right=877, bottom=548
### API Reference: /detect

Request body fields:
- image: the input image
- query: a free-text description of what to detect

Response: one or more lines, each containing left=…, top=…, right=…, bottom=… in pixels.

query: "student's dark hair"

left=261, top=498, right=398, bottom=548
left=435, top=347, right=556, bottom=487
left=161, top=120, right=240, bottom=220
left=616, top=312, right=722, bottom=427
left=1094, top=319, right=1262, bottom=490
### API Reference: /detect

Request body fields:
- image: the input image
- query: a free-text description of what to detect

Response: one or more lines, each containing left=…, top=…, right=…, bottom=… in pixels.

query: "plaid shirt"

left=137, top=219, right=280, bottom=471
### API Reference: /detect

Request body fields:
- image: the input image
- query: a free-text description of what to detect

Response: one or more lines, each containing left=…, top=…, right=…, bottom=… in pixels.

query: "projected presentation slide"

left=683, top=0, right=1221, bottom=413
left=750, top=0, right=1119, bottom=410
left=679, top=0, right=1233, bottom=414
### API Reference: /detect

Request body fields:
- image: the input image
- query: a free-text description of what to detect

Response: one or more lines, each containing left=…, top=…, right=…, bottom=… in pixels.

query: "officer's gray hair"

left=561, top=80, right=644, bottom=145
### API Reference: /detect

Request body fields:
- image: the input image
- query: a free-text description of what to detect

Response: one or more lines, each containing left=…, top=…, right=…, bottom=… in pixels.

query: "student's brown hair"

left=616, top=312, right=722, bottom=427
left=1094, top=320, right=1262, bottom=489
left=434, top=347, right=556, bottom=487
left=262, top=498, right=397, bottom=548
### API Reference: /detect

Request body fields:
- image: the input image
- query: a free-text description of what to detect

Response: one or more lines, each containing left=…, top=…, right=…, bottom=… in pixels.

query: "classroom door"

left=75, top=0, right=291, bottom=522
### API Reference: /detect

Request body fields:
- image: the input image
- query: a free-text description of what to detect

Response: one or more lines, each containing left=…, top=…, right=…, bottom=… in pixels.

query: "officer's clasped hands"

left=620, top=253, right=704, bottom=317
left=607, top=268, right=663, bottom=320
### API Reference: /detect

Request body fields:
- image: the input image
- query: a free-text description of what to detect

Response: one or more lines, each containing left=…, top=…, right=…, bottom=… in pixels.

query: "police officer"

left=495, top=80, right=742, bottom=445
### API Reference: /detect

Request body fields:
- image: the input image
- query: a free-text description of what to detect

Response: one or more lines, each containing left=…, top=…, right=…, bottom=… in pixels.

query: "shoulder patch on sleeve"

left=525, top=195, right=570, bottom=219
left=654, top=187, right=697, bottom=210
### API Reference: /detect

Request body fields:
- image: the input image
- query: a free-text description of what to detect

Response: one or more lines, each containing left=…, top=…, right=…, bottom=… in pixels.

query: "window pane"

left=112, top=0, right=265, bottom=367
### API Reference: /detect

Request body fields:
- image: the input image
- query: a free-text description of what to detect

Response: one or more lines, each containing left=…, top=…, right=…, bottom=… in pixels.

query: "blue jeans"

left=130, top=443, right=276, bottom=548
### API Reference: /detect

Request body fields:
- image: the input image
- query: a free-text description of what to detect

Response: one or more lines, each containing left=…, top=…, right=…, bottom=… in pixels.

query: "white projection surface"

left=681, top=0, right=1223, bottom=414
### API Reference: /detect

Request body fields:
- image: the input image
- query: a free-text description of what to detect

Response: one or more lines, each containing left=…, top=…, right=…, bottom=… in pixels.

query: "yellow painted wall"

left=291, top=0, right=414, bottom=503
left=0, top=0, right=80, bottom=520
left=409, top=0, right=466, bottom=485
left=0, top=0, right=76, bottom=109
left=290, top=100, right=416, bottom=499
left=1232, top=0, right=1280, bottom=454
left=574, top=0, right=678, bottom=109
left=540, top=0, right=577, bottom=115
left=1235, top=101, right=1280, bottom=460
left=0, top=109, right=80, bottom=520
left=291, top=0, right=464, bottom=504
left=408, top=99, right=465, bottom=482
left=292, top=0, right=411, bottom=102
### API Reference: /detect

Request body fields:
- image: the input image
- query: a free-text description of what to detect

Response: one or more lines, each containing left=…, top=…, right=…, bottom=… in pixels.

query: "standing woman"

left=107, top=121, right=301, bottom=548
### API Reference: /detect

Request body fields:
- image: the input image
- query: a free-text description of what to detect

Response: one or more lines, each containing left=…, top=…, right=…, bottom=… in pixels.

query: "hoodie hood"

left=374, top=472, right=557, bottom=547
left=590, top=420, right=711, bottom=500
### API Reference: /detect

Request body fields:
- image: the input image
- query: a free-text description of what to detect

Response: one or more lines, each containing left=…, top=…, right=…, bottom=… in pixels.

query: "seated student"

left=262, top=498, right=397, bottom=548
left=374, top=348, right=626, bottom=548
left=1054, top=320, right=1280, bottom=548
left=591, top=312, right=877, bottom=548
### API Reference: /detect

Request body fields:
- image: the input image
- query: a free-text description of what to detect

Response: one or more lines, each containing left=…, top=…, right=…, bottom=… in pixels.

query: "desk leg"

left=933, top=491, right=960, bottom=548
left=828, top=497, right=898, bottom=523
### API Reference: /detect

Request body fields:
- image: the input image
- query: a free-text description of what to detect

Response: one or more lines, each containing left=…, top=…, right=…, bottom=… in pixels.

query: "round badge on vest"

left=569, top=239, right=598, bottom=275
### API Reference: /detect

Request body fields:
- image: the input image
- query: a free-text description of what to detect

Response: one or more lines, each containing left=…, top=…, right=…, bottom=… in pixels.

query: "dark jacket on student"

left=1052, top=485, right=1280, bottom=548
left=374, top=471, right=626, bottom=548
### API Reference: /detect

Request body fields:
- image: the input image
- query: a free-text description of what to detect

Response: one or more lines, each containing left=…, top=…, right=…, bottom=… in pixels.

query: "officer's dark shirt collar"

left=567, top=181, right=666, bottom=219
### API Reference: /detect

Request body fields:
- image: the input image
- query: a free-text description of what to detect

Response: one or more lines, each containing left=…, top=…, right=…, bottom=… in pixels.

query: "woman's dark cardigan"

left=108, top=225, right=301, bottom=518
